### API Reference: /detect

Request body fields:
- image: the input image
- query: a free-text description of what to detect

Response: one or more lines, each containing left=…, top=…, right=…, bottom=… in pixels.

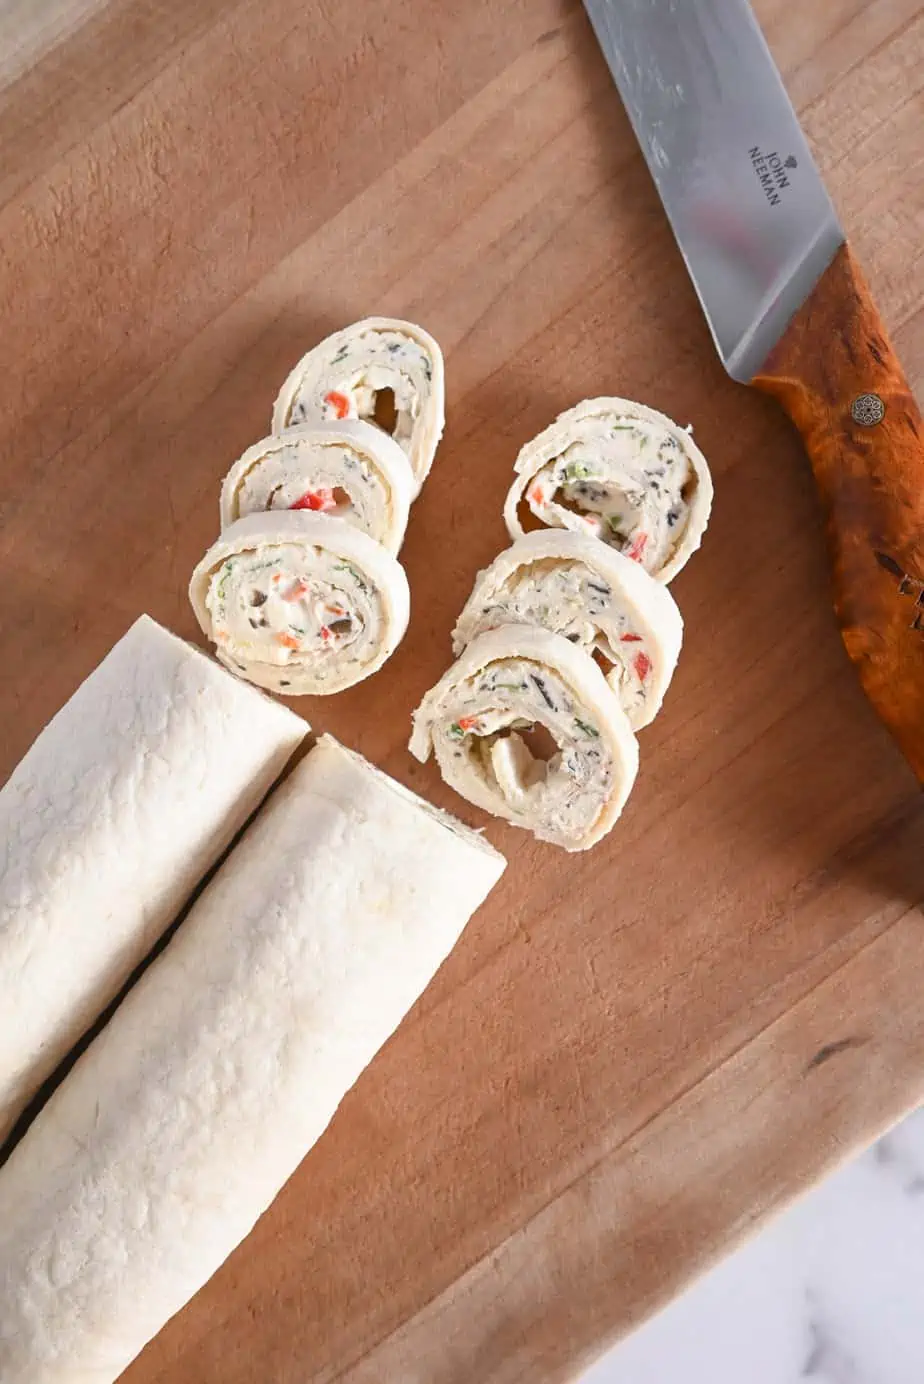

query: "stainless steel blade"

left=583, top=0, right=844, bottom=381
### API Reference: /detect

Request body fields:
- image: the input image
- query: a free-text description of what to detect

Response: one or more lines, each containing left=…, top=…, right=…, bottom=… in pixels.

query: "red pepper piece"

left=291, top=487, right=335, bottom=512
left=633, top=651, right=652, bottom=680
left=627, top=532, right=648, bottom=563
left=320, top=626, right=331, bottom=642
left=458, top=715, right=480, bottom=732
left=620, top=632, right=643, bottom=642
left=324, top=390, right=350, bottom=419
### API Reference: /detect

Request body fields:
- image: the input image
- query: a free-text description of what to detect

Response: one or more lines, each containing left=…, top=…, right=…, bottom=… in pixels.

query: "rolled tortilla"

left=410, top=626, right=639, bottom=851
left=272, top=317, right=445, bottom=495
left=0, top=615, right=306, bottom=1144
left=189, top=510, right=410, bottom=695
left=219, top=421, right=414, bottom=555
left=0, top=736, right=505, bottom=1384
left=452, top=530, right=683, bottom=731
left=503, top=396, right=713, bottom=583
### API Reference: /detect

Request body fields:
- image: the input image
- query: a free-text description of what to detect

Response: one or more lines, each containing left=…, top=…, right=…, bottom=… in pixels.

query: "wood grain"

left=755, top=243, right=924, bottom=782
left=0, top=1, right=923, bottom=1381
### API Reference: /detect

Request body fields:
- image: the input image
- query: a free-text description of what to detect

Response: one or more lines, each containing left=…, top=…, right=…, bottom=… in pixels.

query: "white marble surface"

left=581, top=1106, right=924, bottom=1384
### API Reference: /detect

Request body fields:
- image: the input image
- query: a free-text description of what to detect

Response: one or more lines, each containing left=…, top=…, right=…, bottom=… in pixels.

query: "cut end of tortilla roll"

left=272, top=317, right=445, bottom=496
left=189, top=511, right=410, bottom=696
left=503, top=396, right=713, bottom=583
left=410, top=625, right=639, bottom=851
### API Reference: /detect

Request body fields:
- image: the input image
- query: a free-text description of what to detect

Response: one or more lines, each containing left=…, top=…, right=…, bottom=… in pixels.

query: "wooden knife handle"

left=753, top=243, right=924, bottom=784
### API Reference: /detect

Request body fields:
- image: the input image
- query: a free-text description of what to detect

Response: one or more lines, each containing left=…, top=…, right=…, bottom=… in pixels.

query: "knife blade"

left=584, top=0, right=924, bottom=784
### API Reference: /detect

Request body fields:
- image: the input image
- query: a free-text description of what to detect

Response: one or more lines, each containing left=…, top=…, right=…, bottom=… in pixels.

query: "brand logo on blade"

left=749, top=147, right=798, bottom=206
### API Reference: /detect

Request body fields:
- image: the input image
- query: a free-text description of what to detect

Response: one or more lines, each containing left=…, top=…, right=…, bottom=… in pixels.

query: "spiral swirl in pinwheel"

left=219, top=422, right=414, bottom=555
left=189, top=511, right=409, bottom=695
left=409, top=626, right=639, bottom=851
left=452, top=531, right=683, bottom=730
left=504, top=397, right=713, bottom=583
left=272, top=317, right=445, bottom=495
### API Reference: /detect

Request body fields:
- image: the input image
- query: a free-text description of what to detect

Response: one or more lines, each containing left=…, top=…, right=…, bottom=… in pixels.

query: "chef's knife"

left=583, top=0, right=924, bottom=782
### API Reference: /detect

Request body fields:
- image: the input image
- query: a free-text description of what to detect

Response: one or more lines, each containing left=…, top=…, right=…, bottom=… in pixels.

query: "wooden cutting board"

left=2, top=1, right=923, bottom=1379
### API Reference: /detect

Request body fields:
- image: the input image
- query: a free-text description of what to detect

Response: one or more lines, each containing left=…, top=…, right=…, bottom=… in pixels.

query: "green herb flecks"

left=335, top=562, right=370, bottom=595
left=243, top=559, right=278, bottom=579
left=562, top=460, right=593, bottom=484
left=574, top=717, right=600, bottom=738
left=447, top=723, right=465, bottom=740
left=215, top=559, right=236, bottom=604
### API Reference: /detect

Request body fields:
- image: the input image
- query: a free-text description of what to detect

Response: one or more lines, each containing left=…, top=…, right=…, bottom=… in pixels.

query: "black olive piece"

left=530, top=673, right=555, bottom=710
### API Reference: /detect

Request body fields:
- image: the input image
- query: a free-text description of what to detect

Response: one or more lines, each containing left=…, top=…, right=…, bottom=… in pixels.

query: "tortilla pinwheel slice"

left=219, top=422, right=414, bottom=555
left=272, top=317, right=445, bottom=496
left=452, top=530, right=683, bottom=730
left=189, top=511, right=410, bottom=696
left=503, top=396, right=713, bottom=583
left=410, top=625, right=639, bottom=852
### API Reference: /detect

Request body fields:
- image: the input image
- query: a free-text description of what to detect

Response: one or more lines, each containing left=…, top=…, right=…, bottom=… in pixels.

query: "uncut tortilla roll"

left=0, top=615, right=305, bottom=1144
left=219, top=421, right=414, bottom=555
left=0, top=736, right=505, bottom=1384
left=272, top=317, right=445, bottom=495
left=452, top=530, right=683, bottom=731
left=410, top=625, right=639, bottom=851
left=503, top=396, right=713, bottom=583
left=189, top=510, right=410, bottom=696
